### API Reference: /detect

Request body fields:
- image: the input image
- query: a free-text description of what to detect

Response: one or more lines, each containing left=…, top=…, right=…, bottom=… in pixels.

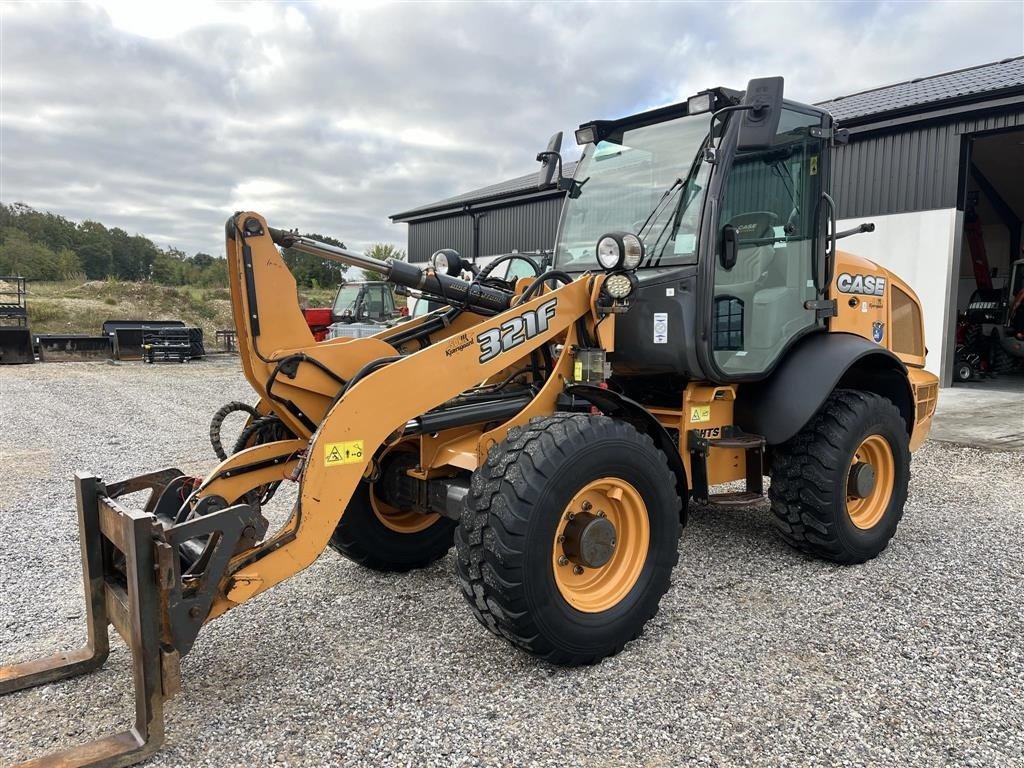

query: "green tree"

left=281, top=233, right=349, bottom=287
left=0, top=227, right=64, bottom=279
left=361, top=243, right=406, bottom=282
left=73, top=220, right=113, bottom=278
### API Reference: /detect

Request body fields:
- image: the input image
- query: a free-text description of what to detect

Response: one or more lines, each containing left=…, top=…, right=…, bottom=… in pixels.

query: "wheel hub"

left=847, top=462, right=876, bottom=499
left=845, top=434, right=895, bottom=530
left=551, top=477, right=650, bottom=613
left=562, top=512, right=617, bottom=568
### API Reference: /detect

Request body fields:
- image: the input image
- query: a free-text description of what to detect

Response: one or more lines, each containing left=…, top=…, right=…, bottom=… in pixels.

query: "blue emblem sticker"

left=872, top=321, right=884, bottom=343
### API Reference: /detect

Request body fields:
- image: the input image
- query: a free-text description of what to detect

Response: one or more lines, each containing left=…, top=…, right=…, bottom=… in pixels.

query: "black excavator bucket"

left=1, top=470, right=261, bottom=768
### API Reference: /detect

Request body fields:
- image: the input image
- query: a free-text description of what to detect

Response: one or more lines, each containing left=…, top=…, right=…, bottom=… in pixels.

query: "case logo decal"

left=837, top=272, right=886, bottom=296
left=477, top=298, right=557, bottom=363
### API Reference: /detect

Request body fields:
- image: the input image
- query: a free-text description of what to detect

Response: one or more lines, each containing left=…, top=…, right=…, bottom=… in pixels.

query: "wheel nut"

left=598, top=510, right=606, bottom=518
left=573, top=565, right=584, bottom=575
left=558, top=534, right=566, bottom=543
left=558, top=555, right=569, bottom=566
left=567, top=512, right=575, bottom=521
left=581, top=501, right=592, bottom=512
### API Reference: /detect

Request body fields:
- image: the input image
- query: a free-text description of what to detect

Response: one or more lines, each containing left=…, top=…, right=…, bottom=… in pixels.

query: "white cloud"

left=1, top=1, right=1021, bottom=257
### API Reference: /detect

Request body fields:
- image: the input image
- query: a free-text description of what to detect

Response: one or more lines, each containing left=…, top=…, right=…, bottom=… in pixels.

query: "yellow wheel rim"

left=846, top=434, right=895, bottom=530
left=370, top=485, right=439, bottom=534
left=552, top=477, right=650, bottom=613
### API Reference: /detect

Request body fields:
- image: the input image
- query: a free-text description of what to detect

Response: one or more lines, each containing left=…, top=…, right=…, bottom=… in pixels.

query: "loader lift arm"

left=1, top=212, right=607, bottom=767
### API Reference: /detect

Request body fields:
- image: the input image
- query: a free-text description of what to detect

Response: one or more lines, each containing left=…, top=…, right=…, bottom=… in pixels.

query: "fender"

left=734, top=332, right=911, bottom=445
left=565, top=383, right=689, bottom=522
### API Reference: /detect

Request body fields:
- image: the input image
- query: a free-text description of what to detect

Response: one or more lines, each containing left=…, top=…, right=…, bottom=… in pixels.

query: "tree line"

left=0, top=203, right=394, bottom=288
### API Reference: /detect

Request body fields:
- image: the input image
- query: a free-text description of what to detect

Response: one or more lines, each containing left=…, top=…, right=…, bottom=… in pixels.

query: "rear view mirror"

left=537, top=131, right=563, bottom=189
left=737, top=76, right=784, bottom=151
left=720, top=224, right=738, bottom=271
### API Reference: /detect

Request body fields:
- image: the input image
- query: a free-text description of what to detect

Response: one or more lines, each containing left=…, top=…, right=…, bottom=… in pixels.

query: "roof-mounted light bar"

left=574, top=88, right=727, bottom=145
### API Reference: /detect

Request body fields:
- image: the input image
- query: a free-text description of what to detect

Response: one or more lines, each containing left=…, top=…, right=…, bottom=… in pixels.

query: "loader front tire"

left=768, top=390, right=910, bottom=564
left=329, top=482, right=455, bottom=572
left=455, top=413, right=681, bottom=666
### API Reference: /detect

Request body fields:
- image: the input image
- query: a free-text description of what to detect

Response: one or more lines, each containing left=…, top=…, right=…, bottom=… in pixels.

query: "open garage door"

left=953, top=127, right=1024, bottom=393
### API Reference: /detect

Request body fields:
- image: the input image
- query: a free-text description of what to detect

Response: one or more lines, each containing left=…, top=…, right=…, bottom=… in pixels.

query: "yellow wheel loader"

left=1, top=77, right=938, bottom=767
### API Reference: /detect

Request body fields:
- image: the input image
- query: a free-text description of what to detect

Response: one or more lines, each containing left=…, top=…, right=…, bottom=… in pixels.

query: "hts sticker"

left=477, top=298, right=557, bottom=363
left=689, top=405, right=711, bottom=423
left=325, top=440, right=364, bottom=466
left=836, top=272, right=886, bottom=296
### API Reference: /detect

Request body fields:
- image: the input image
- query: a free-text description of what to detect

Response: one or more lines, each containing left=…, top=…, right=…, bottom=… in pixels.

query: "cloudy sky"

left=2, top=1, right=1022, bottom=256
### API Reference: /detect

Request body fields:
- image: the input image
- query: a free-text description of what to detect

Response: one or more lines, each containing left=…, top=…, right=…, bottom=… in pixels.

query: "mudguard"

left=734, top=332, right=910, bottom=446
left=565, top=383, right=689, bottom=520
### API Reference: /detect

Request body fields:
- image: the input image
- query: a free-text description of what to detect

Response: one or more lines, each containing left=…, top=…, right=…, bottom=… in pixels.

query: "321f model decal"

left=477, top=298, right=558, bottom=363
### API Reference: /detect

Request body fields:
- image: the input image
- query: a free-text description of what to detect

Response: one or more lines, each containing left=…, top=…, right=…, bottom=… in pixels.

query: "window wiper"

left=637, top=177, right=683, bottom=239
left=643, top=157, right=706, bottom=267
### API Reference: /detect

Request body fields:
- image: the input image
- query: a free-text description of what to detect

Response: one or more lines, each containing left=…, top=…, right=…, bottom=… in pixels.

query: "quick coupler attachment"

left=1, top=470, right=262, bottom=768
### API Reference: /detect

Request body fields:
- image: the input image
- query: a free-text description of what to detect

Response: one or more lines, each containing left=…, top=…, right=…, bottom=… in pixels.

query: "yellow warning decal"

left=689, top=405, right=711, bottom=423
left=324, top=440, right=364, bottom=466
left=810, top=156, right=818, bottom=176
left=573, top=361, right=583, bottom=381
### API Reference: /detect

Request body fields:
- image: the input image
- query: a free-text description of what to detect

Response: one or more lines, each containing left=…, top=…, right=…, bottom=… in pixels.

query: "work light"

left=621, top=234, right=644, bottom=270
left=575, top=125, right=597, bottom=145
left=430, top=248, right=463, bottom=277
left=603, top=272, right=636, bottom=300
left=596, top=235, right=623, bottom=270
left=686, top=92, right=713, bottom=115
left=596, top=232, right=644, bottom=271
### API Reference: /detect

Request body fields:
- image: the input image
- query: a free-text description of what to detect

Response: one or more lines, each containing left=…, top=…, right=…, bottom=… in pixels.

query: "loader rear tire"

left=768, top=389, right=909, bottom=564
left=455, top=413, right=681, bottom=666
left=329, top=482, right=455, bottom=572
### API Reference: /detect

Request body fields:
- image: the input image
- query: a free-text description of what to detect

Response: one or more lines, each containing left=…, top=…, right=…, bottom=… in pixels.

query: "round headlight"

left=604, top=272, right=635, bottom=300
left=621, top=234, right=644, bottom=270
left=596, top=236, right=623, bottom=270
left=430, top=248, right=463, bottom=276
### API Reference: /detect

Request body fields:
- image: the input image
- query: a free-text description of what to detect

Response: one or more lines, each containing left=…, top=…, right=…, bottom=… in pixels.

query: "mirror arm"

left=705, top=104, right=754, bottom=162
left=536, top=150, right=564, bottom=184
left=835, top=222, right=875, bottom=240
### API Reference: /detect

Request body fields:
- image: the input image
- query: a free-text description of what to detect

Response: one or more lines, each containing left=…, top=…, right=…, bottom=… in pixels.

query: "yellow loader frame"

left=0, top=213, right=614, bottom=767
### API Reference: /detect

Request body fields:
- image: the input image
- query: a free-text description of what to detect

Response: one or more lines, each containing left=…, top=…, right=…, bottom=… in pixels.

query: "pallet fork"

left=1, top=468, right=265, bottom=767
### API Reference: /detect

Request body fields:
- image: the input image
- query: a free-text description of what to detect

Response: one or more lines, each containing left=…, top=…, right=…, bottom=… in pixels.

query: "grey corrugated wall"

left=832, top=106, right=1024, bottom=219
left=407, top=196, right=564, bottom=263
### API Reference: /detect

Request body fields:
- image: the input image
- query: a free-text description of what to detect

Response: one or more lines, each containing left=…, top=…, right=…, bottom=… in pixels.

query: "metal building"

left=390, top=58, right=1024, bottom=384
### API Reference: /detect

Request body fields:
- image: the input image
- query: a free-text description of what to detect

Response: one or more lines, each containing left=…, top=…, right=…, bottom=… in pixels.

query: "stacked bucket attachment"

left=0, top=470, right=262, bottom=768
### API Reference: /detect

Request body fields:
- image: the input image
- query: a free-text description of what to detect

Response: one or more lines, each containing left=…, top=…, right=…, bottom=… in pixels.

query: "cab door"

left=710, top=108, right=828, bottom=377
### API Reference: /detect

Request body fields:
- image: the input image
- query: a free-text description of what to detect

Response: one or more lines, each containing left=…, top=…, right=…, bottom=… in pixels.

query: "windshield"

left=554, top=113, right=712, bottom=271
left=332, top=285, right=362, bottom=315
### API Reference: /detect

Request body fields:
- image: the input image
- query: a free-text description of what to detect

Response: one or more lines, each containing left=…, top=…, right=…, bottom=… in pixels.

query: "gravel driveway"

left=2, top=358, right=1021, bottom=767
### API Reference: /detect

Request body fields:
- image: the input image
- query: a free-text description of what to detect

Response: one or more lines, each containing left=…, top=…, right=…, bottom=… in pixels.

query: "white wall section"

left=837, top=208, right=958, bottom=382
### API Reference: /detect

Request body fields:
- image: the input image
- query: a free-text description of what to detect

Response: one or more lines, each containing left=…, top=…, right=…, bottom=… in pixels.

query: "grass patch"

left=24, top=279, right=342, bottom=337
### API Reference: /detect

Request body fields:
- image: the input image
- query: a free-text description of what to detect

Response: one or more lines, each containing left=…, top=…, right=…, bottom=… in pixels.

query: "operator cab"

left=544, top=79, right=838, bottom=386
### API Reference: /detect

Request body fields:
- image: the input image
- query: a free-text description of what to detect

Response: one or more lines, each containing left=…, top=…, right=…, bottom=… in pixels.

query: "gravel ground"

left=1, top=358, right=1022, bottom=767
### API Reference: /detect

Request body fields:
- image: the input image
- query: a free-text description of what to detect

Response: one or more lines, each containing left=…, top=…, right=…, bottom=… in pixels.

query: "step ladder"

left=687, top=427, right=766, bottom=507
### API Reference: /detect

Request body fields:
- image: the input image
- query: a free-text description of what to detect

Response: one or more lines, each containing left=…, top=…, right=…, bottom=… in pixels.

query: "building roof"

left=393, top=57, right=1024, bottom=222
left=390, top=161, right=578, bottom=221
left=817, top=56, right=1024, bottom=123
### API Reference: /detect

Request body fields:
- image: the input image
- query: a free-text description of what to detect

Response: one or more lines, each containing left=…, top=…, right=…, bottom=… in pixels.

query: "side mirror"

left=736, top=76, right=784, bottom=151
left=537, top=131, right=563, bottom=189
left=720, top=225, right=738, bottom=271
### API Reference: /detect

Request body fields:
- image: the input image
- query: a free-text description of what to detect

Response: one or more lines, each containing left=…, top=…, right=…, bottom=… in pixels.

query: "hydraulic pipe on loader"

left=268, top=227, right=513, bottom=315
